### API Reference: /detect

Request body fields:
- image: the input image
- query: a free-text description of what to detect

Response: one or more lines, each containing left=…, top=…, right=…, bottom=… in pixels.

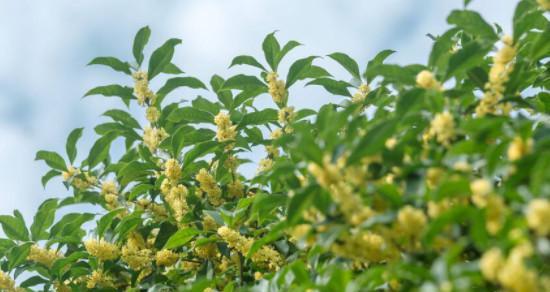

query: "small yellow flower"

left=0, top=271, right=16, bottom=291
left=278, top=106, right=296, bottom=126
left=507, top=136, right=533, bottom=161
left=416, top=70, right=442, bottom=91
left=86, top=270, right=114, bottom=289
left=537, top=0, right=550, bottom=10
left=84, top=238, right=120, bottom=261
left=470, top=178, right=493, bottom=207
left=27, top=245, right=62, bottom=268
left=214, top=111, right=237, bottom=142
left=526, top=198, right=550, bottom=236
left=164, top=158, right=182, bottom=181
left=155, top=249, right=179, bottom=266
left=143, top=126, right=169, bottom=152
left=196, top=168, right=222, bottom=206
left=396, top=205, right=427, bottom=236
left=428, top=111, right=455, bottom=146
left=146, top=106, right=160, bottom=123
left=479, top=248, right=504, bottom=282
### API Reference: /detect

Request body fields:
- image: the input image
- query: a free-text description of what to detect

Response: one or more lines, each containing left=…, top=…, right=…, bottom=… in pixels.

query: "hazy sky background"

left=0, top=0, right=517, bottom=220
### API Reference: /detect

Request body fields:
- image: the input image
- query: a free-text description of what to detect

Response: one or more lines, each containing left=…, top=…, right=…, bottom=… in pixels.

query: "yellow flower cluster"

left=121, top=243, right=153, bottom=271
left=160, top=179, right=189, bottom=223
left=62, top=165, right=80, bottom=181
left=331, top=231, right=395, bottom=264
left=476, top=36, right=516, bottom=116
left=86, top=270, right=114, bottom=289
left=72, top=172, right=97, bottom=190
left=507, top=136, right=533, bottom=161
left=227, top=179, right=244, bottom=198
left=155, top=249, right=179, bottom=266
left=484, top=195, right=506, bottom=235
left=267, top=72, right=288, bottom=105
left=278, top=106, right=296, bottom=131
left=27, top=245, right=62, bottom=268
left=143, top=126, right=169, bottom=152
left=416, top=70, right=443, bottom=91
left=101, top=180, right=119, bottom=210
left=351, top=83, right=370, bottom=104
left=538, top=0, right=550, bottom=10
left=133, top=71, right=156, bottom=106
left=395, top=205, right=427, bottom=237
left=194, top=242, right=218, bottom=259
left=270, top=128, right=283, bottom=140
left=146, top=106, right=160, bottom=123
left=480, top=244, right=541, bottom=292
left=84, top=238, right=120, bottom=261
left=196, top=168, right=222, bottom=206
left=470, top=178, right=493, bottom=207
left=214, top=111, right=237, bottom=143
left=0, top=271, right=16, bottom=291
left=308, top=156, right=374, bottom=225
left=257, top=158, right=273, bottom=173
left=164, top=159, right=181, bottom=181
left=427, top=111, right=455, bottom=146
left=526, top=198, right=550, bottom=236
left=217, top=226, right=283, bottom=270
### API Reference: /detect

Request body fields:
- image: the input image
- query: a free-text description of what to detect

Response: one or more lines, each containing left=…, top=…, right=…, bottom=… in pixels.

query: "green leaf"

left=211, top=75, right=233, bottom=108
left=157, top=77, right=208, bottom=100
left=114, top=212, right=142, bottom=241
left=164, top=228, right=200, bottom=249
left=162, top=62, right=184, bottom=74
left=7, top=243, right=32, bottom=270
left=247, top=221, right=286, bottom=257
left=96, top=208, right=125, bottom=238
left=348, top=118, right=398, bottom=163
left=262, top=32, right=281, bottom=71
left=229, top=55, right=266, bottom=71
left=447, top=10, right=498, bottom=41
left=103, top=109, right=141, bottom=129
left=364, top=49, right=396, bottom=81
left=88, top=56, right=131, bottom=75
left=192, top=96, right=221, bottom=115
left=529, top=26, right=550, bottom=61
left=223, top=74, right=266, bottom=91
left=87, top=132, right=117, bottom=169
left=65, top=127, right=83, bottom=164
left=35, top=150, right=66, bottom=171
left=306, top=78, right=352, bottom=97
left=0, top=213, right=29, bottom=241
left=84, top=84, right=134, bottom=106
left=286, top=56, right=317, bottom=88
left=19, top=276, right=48, bottom=288
left=167, top=106, right=214, bottom=124
left=239, top=108, right=278, bottom=127
left=133, top=26, right=151, bottom=66
left=367, top=64, right=420, bottom=85
left=446, top=41, right=491, bottom=79
left=148, top=38, right=182, bottom=81
left=30, top=199, right=58, bottom=241
left=287, top=185, right=317, bottom=225
left=328, top=52, right=360, bottom=80
left=513, top=1, right=546, bottom=42
left=183, top=141, right=219, bottom=167
left=41, top=169, right=60, bottom=188
left=277, top=40, right=302, bottom=65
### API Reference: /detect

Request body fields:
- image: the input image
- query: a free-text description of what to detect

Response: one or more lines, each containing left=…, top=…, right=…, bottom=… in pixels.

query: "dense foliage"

left=1, top=0, right=550, bottom=291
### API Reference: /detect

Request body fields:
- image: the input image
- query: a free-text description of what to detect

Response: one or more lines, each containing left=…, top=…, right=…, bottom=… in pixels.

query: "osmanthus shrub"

left=1, top=0, right=550, bottom=291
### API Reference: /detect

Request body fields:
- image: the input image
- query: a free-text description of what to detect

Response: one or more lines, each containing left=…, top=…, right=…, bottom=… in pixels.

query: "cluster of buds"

left=160, top=159, right=189, bottom=223
left=217, top=226, right=283, bottom=271
left=27, top=245, right=63, bottom=268
left=266, top=72, right=288, bottom=106
left=416, top=70, right=443, bottom=91
left=351, top=83, right=370, bottom=104
left=426, top=111, right=456, bottom=147
left=196, top=168, right=223, bottom=206
left=214, top=111, right=237, bottom=143
left=143, top=126, right=169, bottom=152
left=84, top=238, right=120, bottom=261
left=476, top=35, right=516, bottom=116
left=133, top=71, right=157, bottom=106
left=101, top=180, right=119, bottom=210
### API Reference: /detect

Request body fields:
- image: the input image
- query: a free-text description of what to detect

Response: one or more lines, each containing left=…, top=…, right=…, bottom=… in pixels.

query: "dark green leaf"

left=148, top=38, right=182, bottom=80
left=88, top=56, right=131, bottom=75
left=65, top=128, right=83, bottom=164
left=84, top=84, right=134, bottom=106
left=447, top=10, right=498, bottom=41
left=35, top=150, right=66, bottom=171
left=87, top=132, right=117, bottom=169
left=306, top=78, right=352, bottom=97
left=328, top=52, right=360, bottom=79
left=164, top=228, right=200, bottom=249
left=30, top=199, right=58, bottom=241
left=229, top=55, right=266, bottom=71
left=133, top=26, right=151, bottom=66
left=286, top=56, right=317, bottom=88
left=262, top=32, right=281, bottom=71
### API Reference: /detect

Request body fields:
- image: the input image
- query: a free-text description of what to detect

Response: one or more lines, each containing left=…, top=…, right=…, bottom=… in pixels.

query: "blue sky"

left=0, top=0, right=517, bottom=220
